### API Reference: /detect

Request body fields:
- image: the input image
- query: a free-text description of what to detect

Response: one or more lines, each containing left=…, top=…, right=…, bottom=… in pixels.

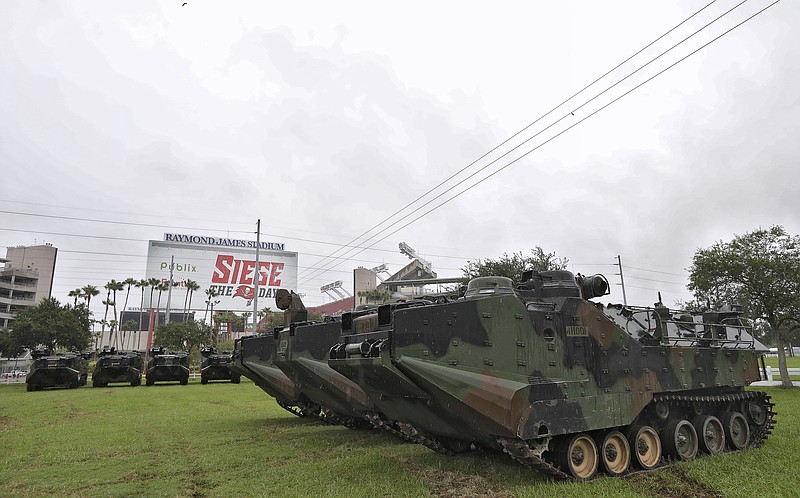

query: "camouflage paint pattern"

left=230, top=334, right=302, bottom=404
left=92, top=350, right=143, bottom=387
left=384, top=272, right=762, bottom=447
left=200, top=347, right=240, bottom=383
left=26, top=351, right=88, bottom=391
left=274, top=320, right=376, bottom=420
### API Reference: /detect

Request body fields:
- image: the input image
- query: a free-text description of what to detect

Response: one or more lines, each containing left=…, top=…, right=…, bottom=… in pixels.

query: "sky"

left=1, top=0, right=798, bottom=316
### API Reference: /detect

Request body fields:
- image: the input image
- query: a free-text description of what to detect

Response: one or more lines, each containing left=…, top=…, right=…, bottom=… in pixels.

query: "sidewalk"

left=751, top=380, right=800, bottom=387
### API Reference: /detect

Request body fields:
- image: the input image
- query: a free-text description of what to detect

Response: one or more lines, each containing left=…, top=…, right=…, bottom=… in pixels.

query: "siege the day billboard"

left=145, top=234, right=298, bottom=312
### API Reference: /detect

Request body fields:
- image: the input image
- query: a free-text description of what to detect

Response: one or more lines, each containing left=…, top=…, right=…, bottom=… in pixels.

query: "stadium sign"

left=145, top=237, right=298, bottom=313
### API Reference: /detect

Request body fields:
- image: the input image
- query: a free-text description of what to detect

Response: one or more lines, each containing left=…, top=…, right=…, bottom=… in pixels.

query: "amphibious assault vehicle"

left=145, top=346, right=190, bottom=386
left=327, top=270, right=775, bottom=480
left=273, top=313, right=375, bottom=428
left=200, top=347, right=241, bottom=384
left=92, top=347, right=143, bottom=387
left=26, top=349, right=89, bottom=391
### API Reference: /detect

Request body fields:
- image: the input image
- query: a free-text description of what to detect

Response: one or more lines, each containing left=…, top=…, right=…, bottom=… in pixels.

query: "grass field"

left=0, top=379, right=797, bottom=497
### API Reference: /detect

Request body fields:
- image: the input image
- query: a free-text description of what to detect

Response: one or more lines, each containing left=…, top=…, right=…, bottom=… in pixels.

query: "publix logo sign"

left=160, top=261, right=198, bottom=272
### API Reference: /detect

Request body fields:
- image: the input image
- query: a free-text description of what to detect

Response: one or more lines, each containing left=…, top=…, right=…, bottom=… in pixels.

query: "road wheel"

left=693, top=415, right=725, bottom=454
left=201, top=378, right=208, bottom=385
left=627, top=425, right=662, bottom=470
left=597, top=430, right=630, bottom=476
left=746, top=399, right=768, bottom=427
left=662, top=419, right=698, bottom=461
left=146, top=378, right=154, bottom=386
left=558, top=433, right=598, bottom=480
left=180, top=377, right=189, bottom=385
left=723, top=411, right=750, bottom=450
left=231, top=375, right=241, bottom=384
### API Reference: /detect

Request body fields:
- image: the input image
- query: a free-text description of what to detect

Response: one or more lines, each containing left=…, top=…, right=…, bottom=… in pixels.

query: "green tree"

left=688, top=226, right=800, bottom=388
left=154, top=320, right=213, bottom=355
left=81, top=285, right=99, bottom=308
left=204, top=288, right=219, bottom=323
left=155, top=281, right=169, bottom=326
left=0, top=327, right=25, bottom=359
left=68, top=288, right=83, bottom=307
left=183, top=279, right=200, bottom=321
left=357, top=289, right=391, bottom=304
left=119, top=278, right=137, bottom=348
left=2, top=298, right=92, bottom=352
left=462, top=247, right=569, bottom=284
left=135, top=279, right=150, bottom=349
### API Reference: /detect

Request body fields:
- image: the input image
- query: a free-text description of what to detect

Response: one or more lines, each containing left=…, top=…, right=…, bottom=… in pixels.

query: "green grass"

left=0, top=380, right=797, bottom=497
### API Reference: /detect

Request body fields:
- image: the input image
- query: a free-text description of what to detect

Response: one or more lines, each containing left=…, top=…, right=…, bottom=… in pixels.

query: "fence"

left=764, top=366, right=800, bottom=382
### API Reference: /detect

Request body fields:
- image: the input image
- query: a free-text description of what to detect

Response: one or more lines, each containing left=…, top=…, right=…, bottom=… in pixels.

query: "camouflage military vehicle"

left=200, top=347, right=241, bottom=384
left=92, top=347, right=143, bottom=387
left=273, top=317, right=376, bottom=428
left=330, top=270, right=775, bottom=479
left=145, top=346, right=190, bottom=386
left=329, top=298, right=470, bottom=450
left=272, top=290, right=374, bottom=427
left=26, top=348, right=88, bottom=391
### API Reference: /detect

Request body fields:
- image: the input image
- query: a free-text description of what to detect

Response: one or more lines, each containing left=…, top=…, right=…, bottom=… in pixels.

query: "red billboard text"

left=211, top=255, right=283, bottom=287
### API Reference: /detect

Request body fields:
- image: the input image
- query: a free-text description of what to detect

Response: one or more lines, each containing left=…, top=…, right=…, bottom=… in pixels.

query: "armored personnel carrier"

left=26, top=349, right=88, bottom=391
left=92, top=347, right=143, bottom=387
left=273, top=316, right=376, bottom=428
left=330, top=270, right=775, bottom=479
left=145, top=346, right=190, bottom=386
left=200, top=347, right=241, bottom=384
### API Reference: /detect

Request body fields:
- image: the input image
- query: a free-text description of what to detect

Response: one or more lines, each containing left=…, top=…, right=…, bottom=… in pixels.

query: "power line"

left=295, top=1, right=724, bottom=285
left=297, top=0, right=773, bottom=287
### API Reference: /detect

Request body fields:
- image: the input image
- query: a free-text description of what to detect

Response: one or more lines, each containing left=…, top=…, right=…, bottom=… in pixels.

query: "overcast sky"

left=1, top=0, right=798, bottom=314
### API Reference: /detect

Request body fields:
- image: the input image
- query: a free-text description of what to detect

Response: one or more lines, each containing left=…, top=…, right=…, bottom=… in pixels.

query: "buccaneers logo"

left=233, top=285, right=255, bottom=300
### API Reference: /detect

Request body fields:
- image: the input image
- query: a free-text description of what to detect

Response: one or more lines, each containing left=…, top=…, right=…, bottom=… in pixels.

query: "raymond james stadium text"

left=164, top=233, right=285, bottom=251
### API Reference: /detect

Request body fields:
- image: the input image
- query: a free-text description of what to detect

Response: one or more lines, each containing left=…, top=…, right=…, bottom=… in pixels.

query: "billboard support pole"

left=165, top=255, right=174, bottom=324
left=253, top=219, right=260, bottom=334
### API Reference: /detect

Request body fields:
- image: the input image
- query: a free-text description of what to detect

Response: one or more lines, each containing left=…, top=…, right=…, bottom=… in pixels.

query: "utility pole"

left=253, top=219, right=260, bottom=333
left=616, top=255, right=628, bottom=307
left=165, top=255, right=174, bottom=324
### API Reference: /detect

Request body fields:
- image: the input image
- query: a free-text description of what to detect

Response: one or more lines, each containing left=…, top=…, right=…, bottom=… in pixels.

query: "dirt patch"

left=625, top=465, right=723, bottom=498
left=0, top=415, right=16, bottom=429
left=403, top=462, right=515, bottom=498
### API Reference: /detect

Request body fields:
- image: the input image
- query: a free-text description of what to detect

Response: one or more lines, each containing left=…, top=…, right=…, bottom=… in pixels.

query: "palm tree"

left=183, top=279, right=200, bottom=321
left=203, top=288, right=219, bottom=323
left=101, top=280, right=124, bottom=348
left=119, top=278, right=136, bottom=349
left=147, top=278, right=160, bottom=313
left=82, top=285, right=99, bottom=308
left=135, top=279, right=149, bottom=350
left=155, top=281, right=169, bottom=327
left=101, top=282, right=113, bottom=341
left=68, top=288, right=83, bottom=307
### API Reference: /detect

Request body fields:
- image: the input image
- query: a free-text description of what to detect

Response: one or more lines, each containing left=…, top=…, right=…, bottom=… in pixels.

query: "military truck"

left=200, top=347, right=241, bottom=384
left=92, top=347, right=143, bottom=387
left=26, top=349, right=88, bottom=391
left=329, top=270, right=775, bottom=479
left=145, top=346, right=190, bottom=386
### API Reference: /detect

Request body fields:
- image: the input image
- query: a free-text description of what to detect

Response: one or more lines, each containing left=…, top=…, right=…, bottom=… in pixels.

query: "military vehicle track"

left=498, top=390, right=775, bottom=481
